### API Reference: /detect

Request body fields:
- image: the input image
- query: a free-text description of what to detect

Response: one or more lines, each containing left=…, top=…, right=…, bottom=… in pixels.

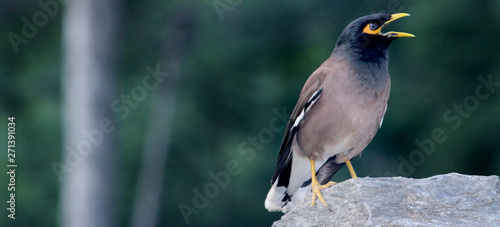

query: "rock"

left=272, top=173, right=500, bottom=227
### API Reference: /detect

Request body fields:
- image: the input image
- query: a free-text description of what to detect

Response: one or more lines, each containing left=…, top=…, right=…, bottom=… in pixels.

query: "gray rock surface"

left=272, top=173, right=500, bottom=227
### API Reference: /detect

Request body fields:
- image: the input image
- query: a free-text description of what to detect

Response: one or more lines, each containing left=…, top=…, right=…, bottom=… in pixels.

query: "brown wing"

left=270, top=66, right=328, bottom=185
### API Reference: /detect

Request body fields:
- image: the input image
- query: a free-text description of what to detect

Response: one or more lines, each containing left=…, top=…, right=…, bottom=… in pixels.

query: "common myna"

left=265, top=13, right=414, bottom=212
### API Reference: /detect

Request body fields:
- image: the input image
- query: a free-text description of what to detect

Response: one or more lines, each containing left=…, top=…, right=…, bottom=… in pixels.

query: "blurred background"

left=1, top=0, right=500, bottom=226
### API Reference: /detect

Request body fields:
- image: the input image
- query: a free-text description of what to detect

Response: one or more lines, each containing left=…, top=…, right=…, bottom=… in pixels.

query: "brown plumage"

left=266, top=13, right=413, bottom=212
left=295, top=56, right=390, bottom=162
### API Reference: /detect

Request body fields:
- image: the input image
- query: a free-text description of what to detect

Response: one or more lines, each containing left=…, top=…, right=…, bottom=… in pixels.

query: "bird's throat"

left=352, top=59, right=390, bottom=91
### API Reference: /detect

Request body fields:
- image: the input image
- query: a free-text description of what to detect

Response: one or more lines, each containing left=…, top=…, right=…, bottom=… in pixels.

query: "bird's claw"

left=310, top=179, right=333, bottom=212
left=319, top=181, right=337, bottom=189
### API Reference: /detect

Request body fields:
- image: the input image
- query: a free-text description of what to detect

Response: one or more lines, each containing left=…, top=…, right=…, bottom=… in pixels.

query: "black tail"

left=317, top=156, right=345, bottom=185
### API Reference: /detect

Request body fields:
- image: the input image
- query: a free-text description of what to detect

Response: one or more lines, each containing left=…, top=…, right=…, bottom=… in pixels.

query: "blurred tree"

left=59, top=0, right=120, bottom=226
left=130, top=8, right=194, bottom=227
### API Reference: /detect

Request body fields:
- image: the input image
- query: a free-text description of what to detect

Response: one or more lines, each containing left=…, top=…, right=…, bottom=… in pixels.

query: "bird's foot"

left=319, top=181, right=337, bottom=189
left=310, top=179, right=333, bottom=211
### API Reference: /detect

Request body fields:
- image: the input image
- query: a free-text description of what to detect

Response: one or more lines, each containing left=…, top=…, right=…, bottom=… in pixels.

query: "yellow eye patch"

left=362, top=23, right=382, bottom=35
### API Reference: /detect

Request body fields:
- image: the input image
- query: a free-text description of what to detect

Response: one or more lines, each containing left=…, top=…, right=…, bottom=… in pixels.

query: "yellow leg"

left=310, top=159, right=333, bottom=211
left=344, top=158, right=357, bottom=178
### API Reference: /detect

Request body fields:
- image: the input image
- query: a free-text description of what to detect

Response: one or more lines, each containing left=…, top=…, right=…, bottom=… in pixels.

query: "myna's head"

left=335, top=13, right=414, bottom=61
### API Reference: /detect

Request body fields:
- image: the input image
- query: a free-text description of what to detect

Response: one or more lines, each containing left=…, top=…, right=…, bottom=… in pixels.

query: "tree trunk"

left=130, top=10, right=194, bottom=227
left=60, top=0, right=120, bottom=226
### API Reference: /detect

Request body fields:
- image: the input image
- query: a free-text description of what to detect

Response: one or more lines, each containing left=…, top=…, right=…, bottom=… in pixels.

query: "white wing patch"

left=291, top=87, right=323, bottom=129
left=379, top=103, right=388, bottom=128
left=292, top=110, right=305, bottom=128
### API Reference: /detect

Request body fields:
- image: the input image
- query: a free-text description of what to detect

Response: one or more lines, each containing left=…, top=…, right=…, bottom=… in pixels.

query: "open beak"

left=381, top=13, right=415, bottom=38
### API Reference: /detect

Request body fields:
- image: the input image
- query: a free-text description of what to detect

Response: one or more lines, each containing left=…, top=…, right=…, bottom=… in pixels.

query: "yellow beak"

left=382, top=13, right=415, bottom=38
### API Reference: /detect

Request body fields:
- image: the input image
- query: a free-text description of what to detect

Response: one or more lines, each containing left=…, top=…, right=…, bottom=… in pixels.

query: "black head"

left=334, top=13, right=414, bottom=63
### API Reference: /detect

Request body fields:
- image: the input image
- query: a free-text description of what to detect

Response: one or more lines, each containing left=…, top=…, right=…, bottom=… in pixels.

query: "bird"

left=265, top=13, right=414, bottom=212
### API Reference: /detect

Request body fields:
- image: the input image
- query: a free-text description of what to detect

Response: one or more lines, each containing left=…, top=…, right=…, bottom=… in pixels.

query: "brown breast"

left=296, top=58, right=391, bottom=162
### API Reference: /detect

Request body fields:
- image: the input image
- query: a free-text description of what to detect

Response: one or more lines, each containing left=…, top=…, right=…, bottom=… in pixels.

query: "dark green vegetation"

left=1, top=0, right=500, bottom=226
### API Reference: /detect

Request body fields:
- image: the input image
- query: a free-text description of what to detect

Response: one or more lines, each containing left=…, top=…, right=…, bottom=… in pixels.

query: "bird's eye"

left=362, top=22, right=382, bottom=35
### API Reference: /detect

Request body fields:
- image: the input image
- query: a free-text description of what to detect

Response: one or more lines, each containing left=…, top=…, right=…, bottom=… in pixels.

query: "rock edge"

left=272, top=173, right=500, bottom=227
